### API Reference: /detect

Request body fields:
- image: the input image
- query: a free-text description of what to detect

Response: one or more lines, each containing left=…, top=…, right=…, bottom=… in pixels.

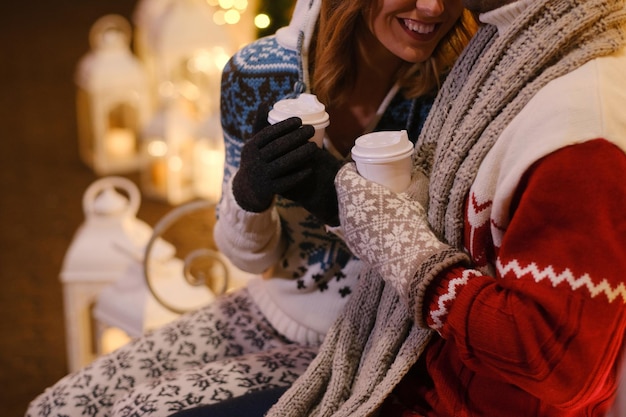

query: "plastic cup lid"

left=268, top=93, right=330, bottom=127
left=351, top=130, right=414, bottom=163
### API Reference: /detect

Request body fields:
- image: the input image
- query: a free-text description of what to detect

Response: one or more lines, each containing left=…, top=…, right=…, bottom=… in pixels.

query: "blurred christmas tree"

left=255, top=0, right=295, bottom=38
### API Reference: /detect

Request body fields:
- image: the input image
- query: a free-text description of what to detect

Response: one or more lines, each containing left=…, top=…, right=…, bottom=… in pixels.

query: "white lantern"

left=194, top=113, right=225, bottom=204
left=93, top=255, right=218, bottom=354
left=132, top=0, right=176, bottom=108
left=75, top=15, right=151, bottom=175
left=143, top=0, right=237, bottom=118
left=140, top=95, right=198, bottom=205
left=93, top=199, right=258, bottom=354
left=60, top=176, right=174, bottom=371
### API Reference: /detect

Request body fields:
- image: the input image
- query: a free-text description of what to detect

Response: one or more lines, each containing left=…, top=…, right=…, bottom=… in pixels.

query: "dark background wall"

left=0, top=1, right=177, bottom=415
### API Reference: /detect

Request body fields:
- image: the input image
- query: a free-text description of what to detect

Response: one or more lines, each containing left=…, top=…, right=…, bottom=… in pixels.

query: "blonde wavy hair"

left=310, top=1, right=478, bottom=106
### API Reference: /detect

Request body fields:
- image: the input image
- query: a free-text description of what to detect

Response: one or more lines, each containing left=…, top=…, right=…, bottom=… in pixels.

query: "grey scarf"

left=267, top=1, right=626, bottom=416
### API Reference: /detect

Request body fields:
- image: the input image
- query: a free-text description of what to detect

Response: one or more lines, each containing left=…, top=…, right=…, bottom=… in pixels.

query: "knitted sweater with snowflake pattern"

left=213, top=11, right=434, bottom=345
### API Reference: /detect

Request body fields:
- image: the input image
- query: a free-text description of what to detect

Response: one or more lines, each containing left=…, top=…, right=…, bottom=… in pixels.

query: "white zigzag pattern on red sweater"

left=497, top=259, right=626, bottom=303
left=429, top=260, right=626, bottom=330
left=430, top=269, right=482, bottom=330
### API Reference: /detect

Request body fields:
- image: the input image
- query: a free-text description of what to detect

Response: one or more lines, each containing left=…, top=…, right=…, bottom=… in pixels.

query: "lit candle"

left=100, top=327, right=132, bottom=354
left=150, top=159, right=167, bottom=192
left=194, top=142, right=224, bottom=203
left=105, top=128, right=135, bottom=159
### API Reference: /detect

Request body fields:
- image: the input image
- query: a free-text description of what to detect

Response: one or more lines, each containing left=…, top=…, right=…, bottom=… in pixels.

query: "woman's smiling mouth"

left=401, top=18, right=436, bottom=35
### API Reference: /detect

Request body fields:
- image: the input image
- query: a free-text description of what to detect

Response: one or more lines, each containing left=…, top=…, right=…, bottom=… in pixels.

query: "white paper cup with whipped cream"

left=350, top=130, right=414, bottom=193
left=267, top=93, right=330, bottom=148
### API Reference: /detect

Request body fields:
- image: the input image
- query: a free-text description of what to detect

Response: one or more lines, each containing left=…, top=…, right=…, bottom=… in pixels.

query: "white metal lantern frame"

left=142, top=0, right=237, bottom=119
left=93, top=199, right=256, bottom=356
left=75, top=14, right=151, bottom=175
left=141, top=96, right=198, bottom=205
left=193, top=113, right=225, bottom=204
left=60, top=176, right=167, bottom=372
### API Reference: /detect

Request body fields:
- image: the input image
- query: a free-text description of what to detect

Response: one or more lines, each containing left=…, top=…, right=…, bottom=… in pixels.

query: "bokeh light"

left=254, top=14, right=271, bottom=29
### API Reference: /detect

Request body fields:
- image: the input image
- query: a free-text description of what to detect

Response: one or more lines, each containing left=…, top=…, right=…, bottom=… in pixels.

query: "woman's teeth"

left=403, top=19, right=435, bottom=34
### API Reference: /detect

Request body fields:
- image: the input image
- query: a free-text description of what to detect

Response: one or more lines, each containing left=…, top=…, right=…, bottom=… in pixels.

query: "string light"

left=147, top=140, right=168, bottom=157
left=233, top=0, right=248, bottom=11
left=254, top=13, right=271, bottom=29
left=224, top=9, right=241, bottom=24
left=218, top=0, right=234, bottom=9
left=213, top=10, right=226, bottom=25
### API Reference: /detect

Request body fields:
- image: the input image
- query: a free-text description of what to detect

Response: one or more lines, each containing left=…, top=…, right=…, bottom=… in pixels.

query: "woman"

left=25, top=1, right=476, bottom=416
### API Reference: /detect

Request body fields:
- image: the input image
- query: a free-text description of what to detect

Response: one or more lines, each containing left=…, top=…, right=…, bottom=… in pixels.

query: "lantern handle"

left=89, top=14, right=133, bottom=51
left=143, top=199, right=228, bottom=314
left=82, top=176, right=141, bottom=217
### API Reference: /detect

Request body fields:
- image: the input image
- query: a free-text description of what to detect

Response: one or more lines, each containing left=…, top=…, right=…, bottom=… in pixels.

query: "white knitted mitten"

left=335, top=163, right=469, bottom=324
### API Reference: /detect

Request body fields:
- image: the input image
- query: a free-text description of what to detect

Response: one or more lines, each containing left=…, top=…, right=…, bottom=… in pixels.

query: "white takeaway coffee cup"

left=267, top=93, right=330, bottom=148
left=350, top=130, right=414, bottom=193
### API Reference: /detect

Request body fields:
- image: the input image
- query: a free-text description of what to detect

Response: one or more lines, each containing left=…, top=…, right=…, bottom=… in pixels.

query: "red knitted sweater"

left=383, top=139, right=626, bottom=416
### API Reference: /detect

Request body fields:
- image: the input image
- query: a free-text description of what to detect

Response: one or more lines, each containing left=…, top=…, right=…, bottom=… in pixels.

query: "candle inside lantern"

left=150, top=159, right=167, bottom=192
left=106, top=128, right=136, bottom=159
left=194, top=143, right=224, bottom=203
left=168, top=155, right=185, bottom=191
left=101, top=327, right=132, bottom=354
left=146, top=139, right=169, bottom=191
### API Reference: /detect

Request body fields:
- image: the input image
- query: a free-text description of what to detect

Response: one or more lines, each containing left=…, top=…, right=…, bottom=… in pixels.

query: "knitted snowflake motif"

left=337, top=165, right=447, bottom=300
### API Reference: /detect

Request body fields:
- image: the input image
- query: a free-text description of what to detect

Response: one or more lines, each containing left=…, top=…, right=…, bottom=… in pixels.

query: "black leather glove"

left=280, top=146, right=344, bottom=226
left=232, top=117, right=317, bottom=212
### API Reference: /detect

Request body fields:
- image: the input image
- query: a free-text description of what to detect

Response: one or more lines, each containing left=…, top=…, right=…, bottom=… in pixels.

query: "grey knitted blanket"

left=266, top=1, right=626, bottom=416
